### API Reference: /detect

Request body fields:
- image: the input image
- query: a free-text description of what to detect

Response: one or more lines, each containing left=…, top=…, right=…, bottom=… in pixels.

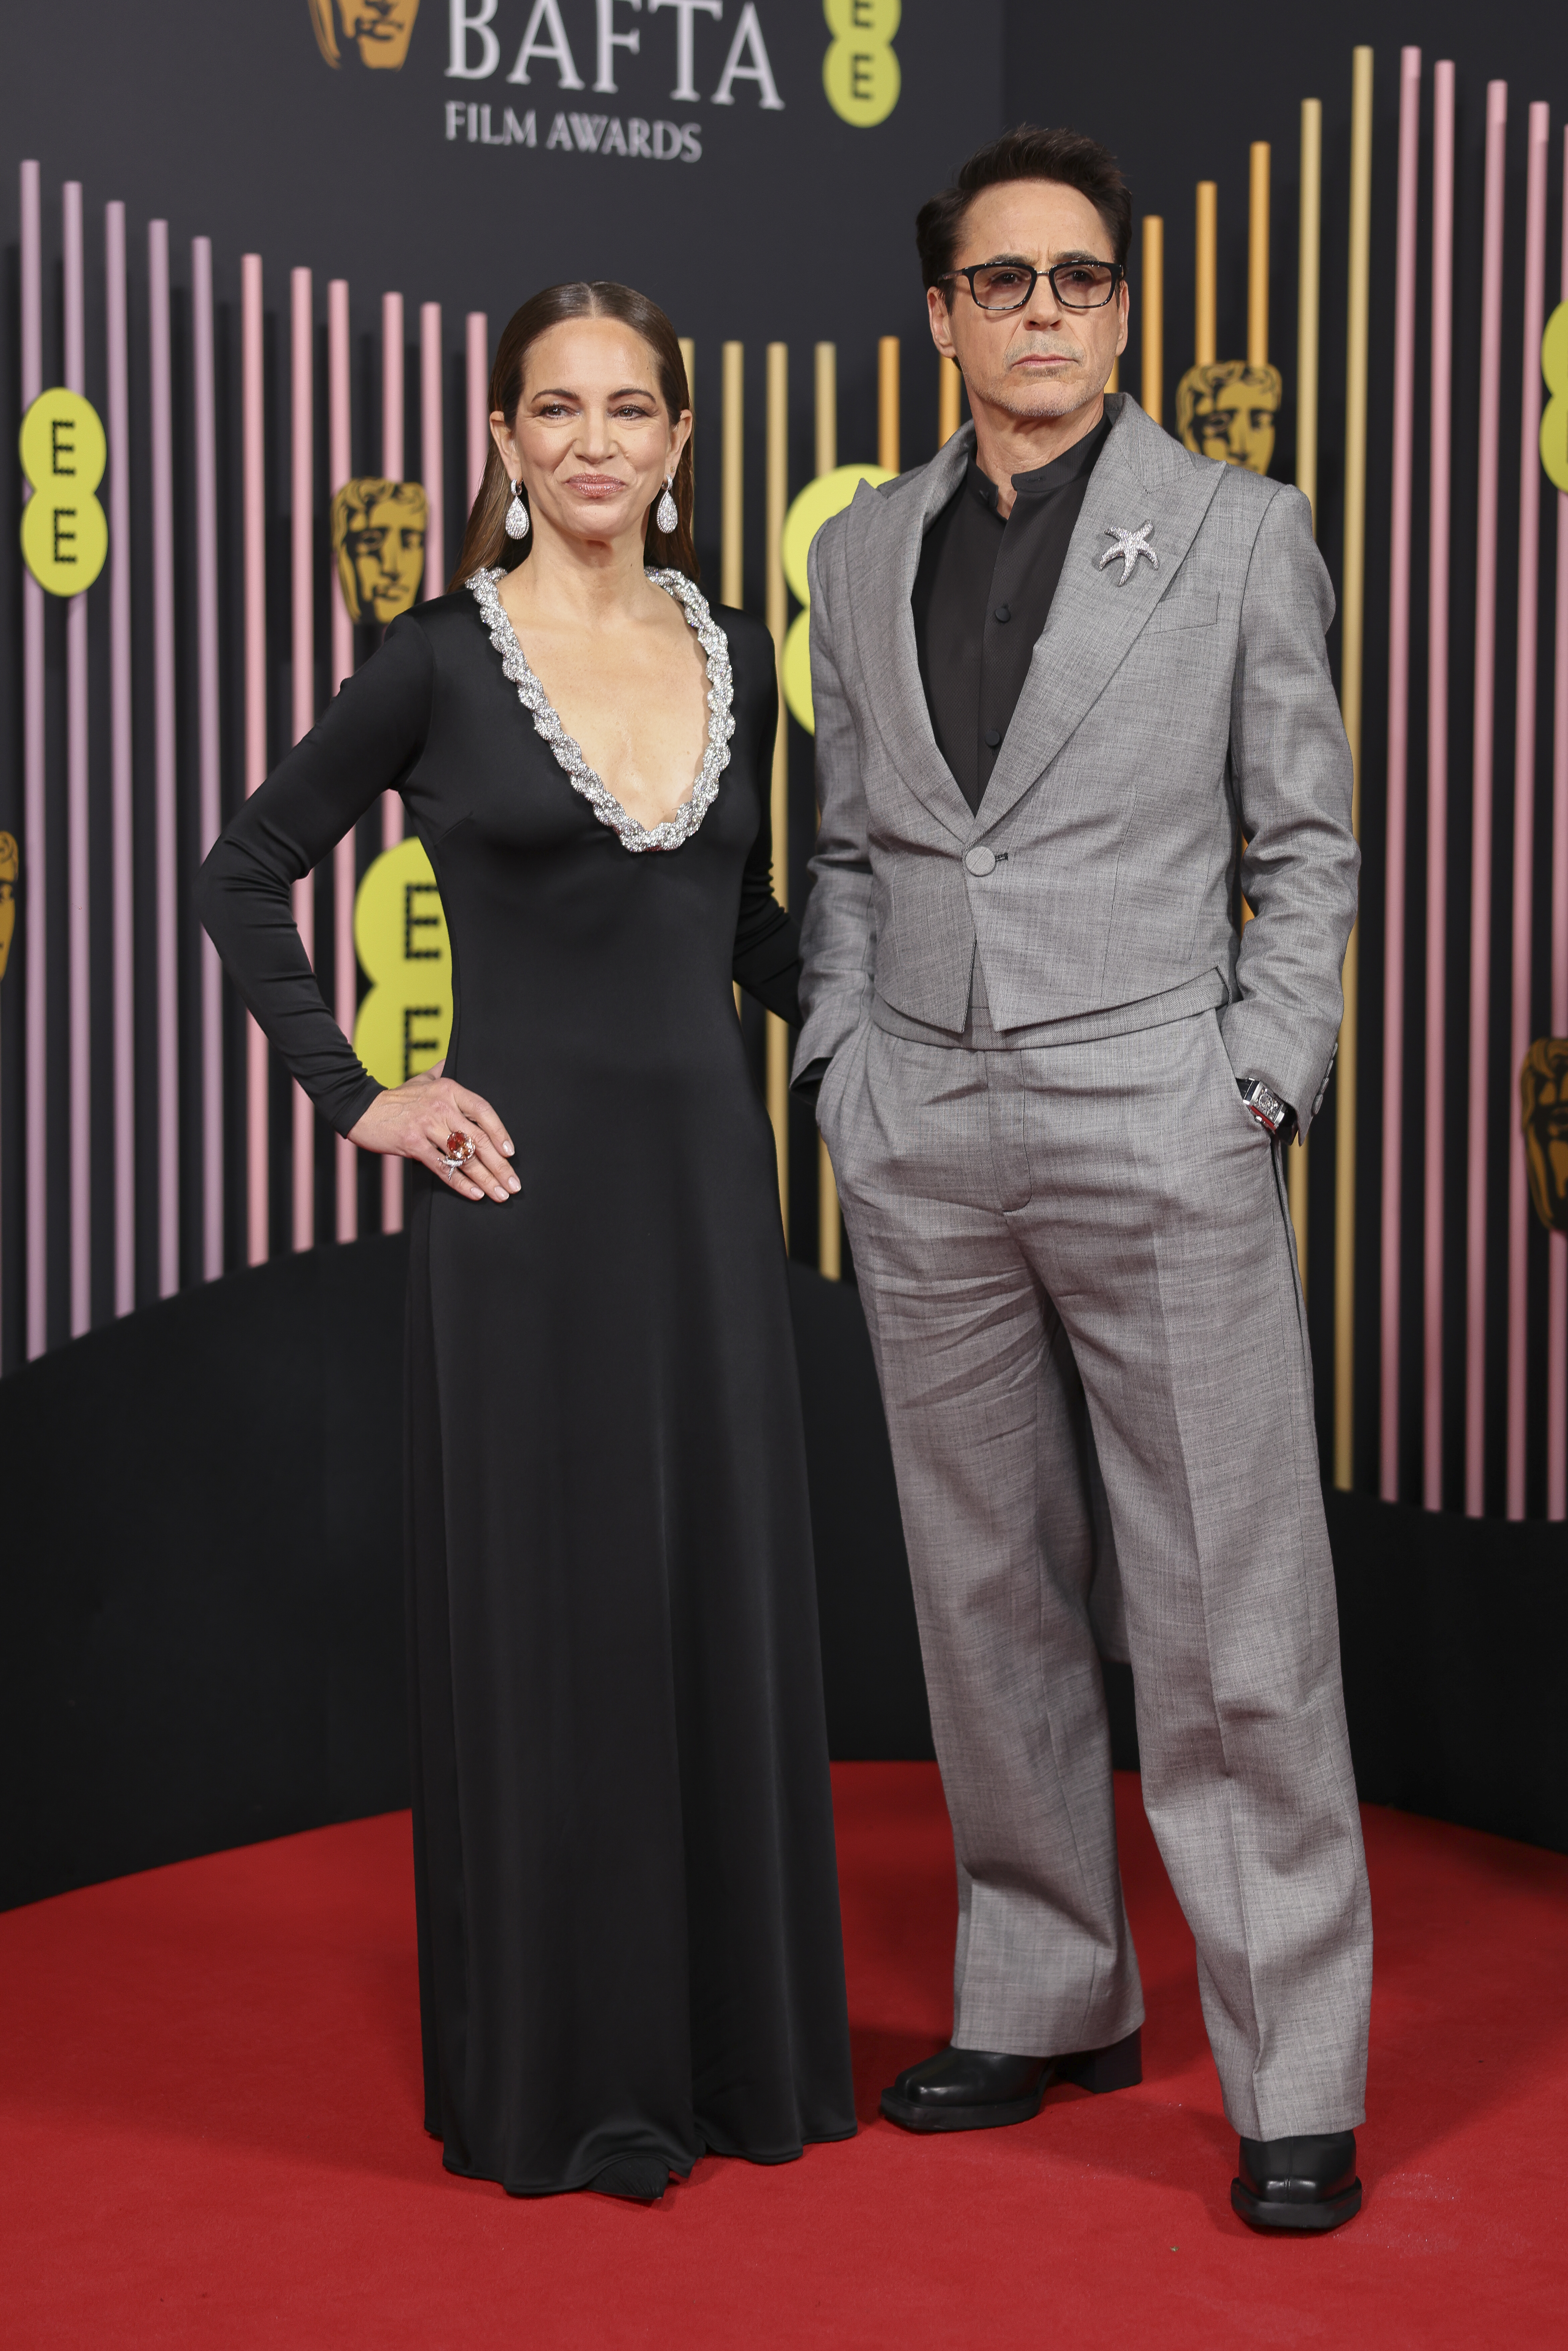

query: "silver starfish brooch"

left=1099, top=521, right=1158, bottom=584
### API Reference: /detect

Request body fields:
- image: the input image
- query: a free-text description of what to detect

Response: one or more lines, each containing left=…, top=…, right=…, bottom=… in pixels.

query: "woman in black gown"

left=199, top=283, right=855, bottom=2201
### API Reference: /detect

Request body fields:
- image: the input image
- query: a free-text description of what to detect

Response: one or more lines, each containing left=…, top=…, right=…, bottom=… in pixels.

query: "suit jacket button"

left=965, top=845, right=996, bottom=877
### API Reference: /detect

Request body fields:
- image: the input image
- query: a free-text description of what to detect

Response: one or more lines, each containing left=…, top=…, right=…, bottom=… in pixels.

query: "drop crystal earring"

left=504, top=478, right=530, bottom=541
left=655, top=475, right=678, bottom=535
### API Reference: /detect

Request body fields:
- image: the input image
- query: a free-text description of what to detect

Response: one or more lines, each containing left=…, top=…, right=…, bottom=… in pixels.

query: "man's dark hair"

left=915, top=125, right=1132, bottom=289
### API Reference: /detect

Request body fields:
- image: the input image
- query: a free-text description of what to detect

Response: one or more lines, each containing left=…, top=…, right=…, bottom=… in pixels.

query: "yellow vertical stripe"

left=1289, top=96, right=1323, bottom=1291
left=1335, top=46, right=1375, bottom=1488
left=1141, top=215, right=1164, bottom=425
left=815, top=343, right=837, bottom=474
left=1296, top=102, right=1322, bottom=528
left=1248, top=143, right=1271, bottom=367
left=878, top=336, right=900, bottom=473
left=937, top=352, right=962, bottom=445
left=765, top=342, right=789, bottom=1241
left=1195, top=182, right=1218, bottom=367
left=720, top=341, right=743, bottom=609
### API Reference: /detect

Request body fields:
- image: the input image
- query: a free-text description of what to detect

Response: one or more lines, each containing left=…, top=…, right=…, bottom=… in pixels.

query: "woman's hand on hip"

left=347, top=1064, right=519, bottom=1202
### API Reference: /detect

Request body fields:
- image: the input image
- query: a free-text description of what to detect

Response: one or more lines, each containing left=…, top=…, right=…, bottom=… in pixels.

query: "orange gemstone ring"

left=439, top=1129, right=476, bottom=1175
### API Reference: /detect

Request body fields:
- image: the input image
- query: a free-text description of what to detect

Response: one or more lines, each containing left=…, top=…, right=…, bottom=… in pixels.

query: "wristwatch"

left=1238, top=1078, right=1293, bottom=1138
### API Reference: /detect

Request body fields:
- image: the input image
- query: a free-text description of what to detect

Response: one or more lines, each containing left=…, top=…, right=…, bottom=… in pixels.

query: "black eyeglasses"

left=940, top=259, right=1125, bottom=313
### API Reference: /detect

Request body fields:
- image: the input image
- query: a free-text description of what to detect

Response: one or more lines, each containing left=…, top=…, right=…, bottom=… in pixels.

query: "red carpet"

left=3, top=1767, right=1564, bottom=2349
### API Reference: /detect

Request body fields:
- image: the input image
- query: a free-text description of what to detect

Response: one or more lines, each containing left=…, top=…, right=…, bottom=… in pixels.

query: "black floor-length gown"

left=199, top=566, right=856, bottom=2196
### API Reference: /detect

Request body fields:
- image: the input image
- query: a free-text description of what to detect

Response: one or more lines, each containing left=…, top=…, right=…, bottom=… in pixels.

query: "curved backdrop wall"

left=1, top=5, right=1565, bottom=1908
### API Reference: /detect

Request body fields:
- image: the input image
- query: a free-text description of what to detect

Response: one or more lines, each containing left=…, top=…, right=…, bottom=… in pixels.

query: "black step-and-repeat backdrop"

left=2, top=3, right=993, bottom=338
left=1038, top=2, right=1568, bottom=1522
left=0, top=0, right=1003, bottom=1347
left=3, top=2, right=1567, bottom=1522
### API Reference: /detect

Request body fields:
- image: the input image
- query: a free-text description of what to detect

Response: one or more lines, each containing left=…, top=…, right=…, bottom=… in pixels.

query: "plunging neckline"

left=469, top=565, right=736, bottom=854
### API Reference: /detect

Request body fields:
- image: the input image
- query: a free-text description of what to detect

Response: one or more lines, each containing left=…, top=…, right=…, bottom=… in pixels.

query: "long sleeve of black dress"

left=197, top=608, right=801, bottom=1140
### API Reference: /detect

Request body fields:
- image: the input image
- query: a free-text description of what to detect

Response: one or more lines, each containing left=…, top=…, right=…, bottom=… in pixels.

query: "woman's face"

left=491, top=315, right=689, bottom=550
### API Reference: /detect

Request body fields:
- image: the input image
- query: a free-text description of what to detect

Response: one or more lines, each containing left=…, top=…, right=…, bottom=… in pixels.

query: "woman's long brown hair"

left=449, top=282, right=697, bottom=589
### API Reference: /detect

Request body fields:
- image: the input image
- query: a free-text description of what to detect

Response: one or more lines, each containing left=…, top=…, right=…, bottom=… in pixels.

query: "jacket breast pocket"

left=1143, top=592, right=1219, bottom=634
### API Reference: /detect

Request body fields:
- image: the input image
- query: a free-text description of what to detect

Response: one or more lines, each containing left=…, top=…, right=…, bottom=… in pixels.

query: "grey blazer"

left=794, top=393, right=1357, bottom=1131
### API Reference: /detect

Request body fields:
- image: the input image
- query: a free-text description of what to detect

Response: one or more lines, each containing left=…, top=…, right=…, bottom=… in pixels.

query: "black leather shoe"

left=880, top=2028, right=1142, bottom=2133
left=1231, top=2133, right=1362, bottom=2232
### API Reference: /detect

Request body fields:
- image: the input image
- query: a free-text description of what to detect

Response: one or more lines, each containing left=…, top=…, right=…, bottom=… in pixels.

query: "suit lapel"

left=976, top=397, right=1227, bottom=837
left=842, top=428, right=976, bottom=843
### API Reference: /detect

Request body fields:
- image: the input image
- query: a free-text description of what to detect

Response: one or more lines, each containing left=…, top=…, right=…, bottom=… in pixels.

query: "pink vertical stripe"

left=329, top=283, right=355, bottom=698
left=467, top=311, right=489, bottom=510
left=148, top=221, right=180, bottom=1304
left=1465, top=84, right=1508, bottom=1516
left=192, top=238, right=225, bottom=1284
left=421, top=302, right=444, bottom=595
left=382, top=291, right=404, bottom=480
left=381, top=292, right=405, bottom=858
left=1424, top=63, right=1456, bottom=1511
left=1505, top=104, right=1551, bottom=1517
left=416, top=298, right=445, bottom=1231
left=381, top=294, right=405, bottom=1238
left=329, top=279, right=358, bottom=1245
left=105, top=202, right=136, bottom=1318
left=1380, top=47, right=1422, bottom=1502
left=21, top=162, right=46, bottom=1360
left=291, top=270, right=316, bottom=746
left=291, top=266, right=316, bottom=1256
left=243, top=253, right=270, bottom=1269
left=1550, top=138, right=1568, bottom=1522
left=63, top=182, right=91, bottom=1340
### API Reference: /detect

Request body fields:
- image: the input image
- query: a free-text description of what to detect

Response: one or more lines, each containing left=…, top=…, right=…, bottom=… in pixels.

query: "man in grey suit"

left=797, top=125, right=1372, bottom=2233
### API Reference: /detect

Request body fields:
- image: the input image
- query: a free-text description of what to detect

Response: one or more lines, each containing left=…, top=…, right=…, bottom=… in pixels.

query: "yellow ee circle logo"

left=780, top=463, right=894, bottom=731
left=1541, top=301, right=1568, bottom=492
left=824, top=0, right=900, bottom=129
left=352, top=835, right=453, bottom=1089
left=19, top=389, right=108, bottom=596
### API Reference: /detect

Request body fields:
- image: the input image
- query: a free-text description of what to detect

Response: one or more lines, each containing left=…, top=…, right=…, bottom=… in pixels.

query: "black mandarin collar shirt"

left=911, top=416, right=1110, bottom=815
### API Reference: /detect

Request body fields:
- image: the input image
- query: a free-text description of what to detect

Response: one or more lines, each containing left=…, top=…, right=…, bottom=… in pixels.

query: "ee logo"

left=19, top=389, right=109, bottom=596
left=780, top=463, right=894, bottom=730
left=1541, top=301, right=1568, bottom=491
left=353, top=835, right=452, bottom=1089
left=824, top=0, right=900, bottom=130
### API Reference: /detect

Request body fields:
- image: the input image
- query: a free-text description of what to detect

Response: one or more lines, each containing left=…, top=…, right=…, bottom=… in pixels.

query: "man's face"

left=1522, top=1039, right=1568, bottom=1235
left=342, top=490, right=426, bottom=624
left=1179, top=363, right=1281, bottom=475
left=927, top=180, right=1128, bottom=427
left=339, top=0, right=420, bottom=68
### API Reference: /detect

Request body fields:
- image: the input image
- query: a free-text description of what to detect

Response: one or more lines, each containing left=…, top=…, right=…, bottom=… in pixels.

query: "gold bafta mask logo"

left=309, top=0, right=421, bottom=70
left=0, top=832, right=16, bottom=984
left=331, top=479, right=428, bottom=625
left=1176, top=361, right=1283, bottom=476
left=1521, top=1037, right=1568, bottom=1236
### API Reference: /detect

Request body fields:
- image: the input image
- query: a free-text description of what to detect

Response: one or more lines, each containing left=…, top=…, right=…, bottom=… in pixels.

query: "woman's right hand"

left=347, top=1064, right=519, bottom=1203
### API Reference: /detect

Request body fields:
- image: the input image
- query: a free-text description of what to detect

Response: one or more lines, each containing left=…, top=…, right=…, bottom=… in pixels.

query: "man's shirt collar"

left=967, top=413, right=1112, bottom=513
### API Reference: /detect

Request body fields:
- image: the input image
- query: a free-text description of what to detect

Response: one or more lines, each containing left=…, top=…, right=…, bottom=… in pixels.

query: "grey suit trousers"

left=820, top=1004, right=1372, bottom=2140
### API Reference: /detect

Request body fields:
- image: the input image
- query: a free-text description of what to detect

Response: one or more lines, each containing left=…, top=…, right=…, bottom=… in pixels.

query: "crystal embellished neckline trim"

left=469, top=565, right=736, bottom=854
